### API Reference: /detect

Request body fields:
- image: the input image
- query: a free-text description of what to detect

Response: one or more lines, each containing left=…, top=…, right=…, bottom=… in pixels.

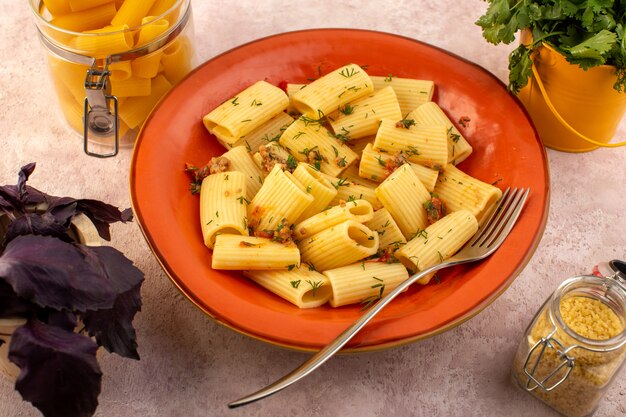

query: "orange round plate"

left=130, top=29, right=549, bottom=352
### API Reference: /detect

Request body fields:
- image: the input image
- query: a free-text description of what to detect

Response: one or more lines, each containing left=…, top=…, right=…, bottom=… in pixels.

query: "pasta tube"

left=409, top=102, right=473, bottom=165
left=328, top=86, right=402, bottom=140
left=203, top=81, right=289, bottom=146
left=324, top=261, right=409, bottom=307
left=243, top=267, right=331, bottom=309
left=395, top=210, right=478, bottom=283
left=50, top=2, right=117, bottom=32
left=111, top=0, right=158, bottom=28
left=223, top=111, right=294, bottom=152
left=212, top=235, right=300, bottom=270
left=291, top=64, right=373, bottom=117
left=375, top=164, right=431, bottom=239
left=279, top=117, right=358, bottom=178
left=373, top=119, right=448, bottom=170
left=358, top=143, right=439, bottom=190
left=294, top=199, right=374, bottom=240
left=298, top=220, right=378, bottom=271
left=433, top=164, right=503, bottom=225
left=199, top=172, right=248, bottom=249
left=247, top=164, right=314, bottom=234
left=365, top=208, right=407, bottom=250
left=222, top=146, right=264, bottom=200
left=370, top=75, right=434, bottom=116
left=292, top=163, right=338, bottom=222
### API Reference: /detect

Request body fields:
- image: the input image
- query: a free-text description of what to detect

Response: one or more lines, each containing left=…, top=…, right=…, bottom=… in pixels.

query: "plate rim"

left=130, top=27, right=550, bottom=352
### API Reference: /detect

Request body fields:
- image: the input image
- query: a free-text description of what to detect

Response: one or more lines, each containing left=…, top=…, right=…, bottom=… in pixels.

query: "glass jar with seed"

left=511, top=260, right=626, bottom=417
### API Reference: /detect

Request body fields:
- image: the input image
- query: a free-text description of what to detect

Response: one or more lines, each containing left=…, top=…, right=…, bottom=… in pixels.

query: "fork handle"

left=228, top=262, right=449, bottom=408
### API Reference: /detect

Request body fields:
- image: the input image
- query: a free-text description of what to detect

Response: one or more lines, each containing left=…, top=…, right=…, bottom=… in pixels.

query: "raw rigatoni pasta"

left=409, top=102, right=473, bottom=165
left=68, top=0, right=112, bottom=12
left=243, top=267, right=331, bottom=308
left=298, top=220, right=378, bottom=271
left=328, top=86, right=402, bottom=140
left=324, top=261, right=409, bottom=307
left=365, top=208, right=407, bottom=250
left=291, top=64, right=373, bottom=117
left=111, top=0, right=158, bottom=28
left=50, top=2, right=117, bottom=32
left=294, top=199, right=374, bottom=240
left=119, top=75, right=172, bottom=128
left=212, top=235, right=300, bottom=270
left=247, top=164, right=314, bottom=233
left=203, top=81, right=289, bottom=146
left=370, top=75, right=434, bottom=115
left=395, top=210, right=478, bottom=283
left=373, top=119, right=448, bottom=170
left=136, top=16, right=170, bottom=46
left=433, top=164, right=503, bottom=225
left=279, top=117, right=358, bottom=178
left=291, top=163, right=337, bottom=222
left=75, top=24, right=135, bottom=57
left=375, top=164, right=431, bottom=239
left=199, top=171, right=248, bottom=249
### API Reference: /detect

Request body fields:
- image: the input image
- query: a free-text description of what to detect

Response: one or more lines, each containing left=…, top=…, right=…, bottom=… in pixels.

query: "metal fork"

left=229, top=187, right=530, bottom=408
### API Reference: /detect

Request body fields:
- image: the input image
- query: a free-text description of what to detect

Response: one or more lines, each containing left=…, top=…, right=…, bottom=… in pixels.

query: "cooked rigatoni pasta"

left=409, top=102, right=473, bottom=165
left=320, top=172, right=382, bottom=210
left=252, top=143, right=292, bottom=175
left=221, top=146, right=264, bottom=200
left=395, top=210, right=478, bottom=283
left=247, top=164, right=313, bottom=233
left=50, top=2, right=117, bottom=32
left=212, top=235, right=300, bottom=270
left=292, top=163, right=337, bottom=222
left=347, top=136, right=375, bottom=155
left=294, top=199, right=374, bottom=240
left=365, top=208, right=407, bottom=250
left=358, top=143, right=439, bottom=191
left=299, top=220, right=378, bottom=271
left=224, top=112, right=294, bottom=152
left=324, top=261, right=409, bottom=307
left=203, top=81, right=289, bottom=146
left=433, top=164, right=503, bottom=225
left=328, top=86, right=402, bottom=140
left=199, top=171, right=248, bottom=249
left=291, top=64, right=373, bottom=117
left=375, top=164, right=431, bottom=239
left=243, top=267, right=331, bottom=308
left=111, top=0, right=158, bottom=28
left=370, top=75, right=434, bottom=115
left=373, top=119, right=448, bottom=170
left=279, top=117, right=358, bottom=177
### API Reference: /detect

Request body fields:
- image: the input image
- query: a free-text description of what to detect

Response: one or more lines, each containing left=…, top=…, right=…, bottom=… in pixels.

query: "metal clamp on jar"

left=512, top=260, right=626, bottom=417
left=30, top=0, right=195, bottom=158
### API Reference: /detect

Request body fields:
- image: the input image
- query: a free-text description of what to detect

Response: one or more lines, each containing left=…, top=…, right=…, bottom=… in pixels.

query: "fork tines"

left=472, top=187, right=530, bottom=248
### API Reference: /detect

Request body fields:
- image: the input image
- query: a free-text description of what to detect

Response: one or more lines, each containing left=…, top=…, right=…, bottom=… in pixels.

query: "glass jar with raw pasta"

left=511, top=260, right=626, bottom=417
left=29, top=0, right=195, bottom=157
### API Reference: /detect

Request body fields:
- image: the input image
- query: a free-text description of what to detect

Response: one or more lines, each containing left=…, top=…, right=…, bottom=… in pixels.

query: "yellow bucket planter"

left=518, top=40, right=626, bottom=152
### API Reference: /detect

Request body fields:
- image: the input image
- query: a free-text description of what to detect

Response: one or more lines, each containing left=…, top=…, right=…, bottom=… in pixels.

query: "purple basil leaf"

left=4, top=212, right=72, bottom=245
left=0, top=279, right=32, bottom=318
left=41, top=309, right=78, bottom=331
left=74, top=200, right=133, bottom=241
left=0, top=235, right=122, bottom=311
left=81, top=283, right=142, bottom=360
left=8, top=319, right=101, bottom=417
left=17, top=163, right=36, bottom=201
left=46, top=197, right=78, bottom=227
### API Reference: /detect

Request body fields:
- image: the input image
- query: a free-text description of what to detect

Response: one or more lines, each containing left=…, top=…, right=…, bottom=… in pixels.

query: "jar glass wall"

left=511, top=275, right=626, bottom=417
left=29, top=0, right=195, bottom=156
